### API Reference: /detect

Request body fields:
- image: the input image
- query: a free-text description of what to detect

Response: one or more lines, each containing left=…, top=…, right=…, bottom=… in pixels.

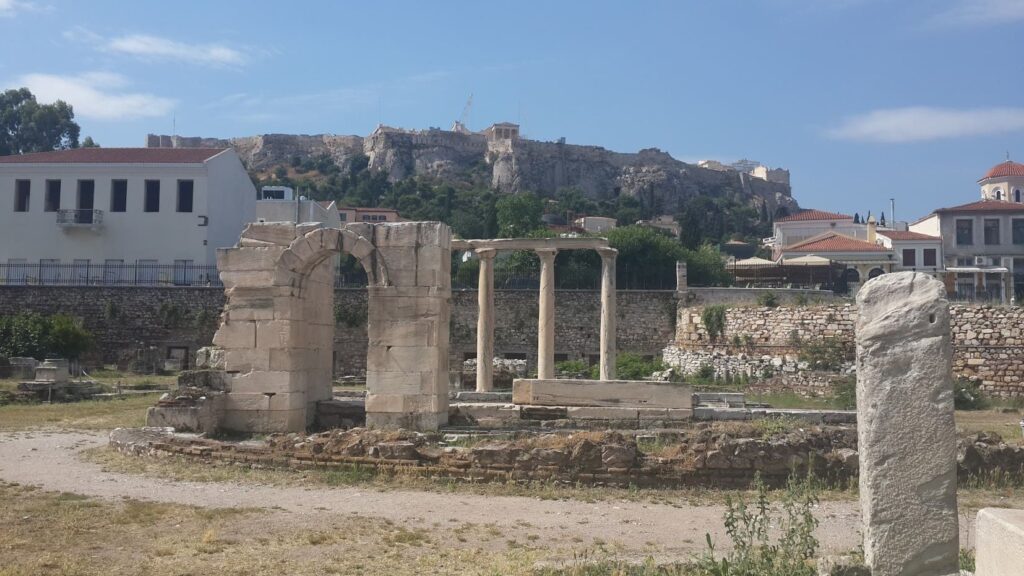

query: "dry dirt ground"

left=0, top=431, right=870, bottom=574
left=0, top=429, right=992, bottom=575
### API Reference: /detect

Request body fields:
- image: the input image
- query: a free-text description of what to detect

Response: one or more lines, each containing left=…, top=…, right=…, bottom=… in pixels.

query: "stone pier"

left=855, top=272, right=959, bottom=576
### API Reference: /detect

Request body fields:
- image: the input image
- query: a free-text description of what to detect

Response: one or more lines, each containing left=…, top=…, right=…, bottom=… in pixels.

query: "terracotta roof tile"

left=0, top=148, right=228, bottom=164
left=877, top=230, right=940, bottom=241
left=934, top=199, right=1024, bottom=214
left=785, top=232, right=888, bottom=253
left=775, top=209, right=853, bottom=223
left=980, top=160, right=1024, bottom=181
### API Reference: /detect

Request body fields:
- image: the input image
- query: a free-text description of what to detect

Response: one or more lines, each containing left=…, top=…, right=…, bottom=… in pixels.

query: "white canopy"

left=782, top=255, right=833, bottom=266
left=732, top=256, right=776, bottom=268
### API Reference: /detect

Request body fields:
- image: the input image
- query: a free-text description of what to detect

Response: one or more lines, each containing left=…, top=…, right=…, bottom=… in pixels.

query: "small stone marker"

left=855, top=272, right=959, bottom=576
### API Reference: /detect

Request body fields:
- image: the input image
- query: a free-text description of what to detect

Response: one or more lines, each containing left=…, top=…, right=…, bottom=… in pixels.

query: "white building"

left=0, top=147, right=255, bottom=285
left=256, top=186, right=341, bottom=227
left=573, top=216, right=617, bottom=234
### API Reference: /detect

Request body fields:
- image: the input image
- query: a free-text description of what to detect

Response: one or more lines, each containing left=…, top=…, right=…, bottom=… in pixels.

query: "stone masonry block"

left=255, top=320, right=299, bottom=349
left=368, top=320, right=437, bottom=347
left=975, top=508, right=1024, bottom=576
left=365, top=393, right=446, bottom=414
left=228, top=370, right=307, bottom=395
left=365, top=371, right=431, bottom=395
left=224, top=391, right=307, bottom=412
left=212, top=321, right=256, bottom=349
left=222, top=348, right=271, bottom=373
left=220, top=408, right=306, bottom=433
left=239, top=222, right=297, bottom=246
left=217, top=247, right=283, bottom=272
left=367, top=345, right=440, bottom=374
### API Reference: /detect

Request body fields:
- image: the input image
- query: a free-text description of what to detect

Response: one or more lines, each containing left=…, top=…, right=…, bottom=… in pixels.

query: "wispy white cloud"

left=62, top=28, right=248, bottom=67
left=929, top=0, right=1024, bottom=26
left=106, top=34, right=246, bottom=67
left=827, top=106, right=1024, bottom=143
left=0, top=0, right=46, bottom=17
left=13, top=72, right=175, bottom=121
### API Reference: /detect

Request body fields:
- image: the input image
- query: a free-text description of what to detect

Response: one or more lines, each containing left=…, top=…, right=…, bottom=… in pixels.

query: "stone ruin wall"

left=667, top=303, right=1024, bottom=397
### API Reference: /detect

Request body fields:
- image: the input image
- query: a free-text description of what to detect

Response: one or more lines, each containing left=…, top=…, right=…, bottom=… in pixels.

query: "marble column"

left=475, top=248, right=496, bottom=392
left=536, top=248, right=558, bottom=379
left=598, top=247, right=618, bottom=380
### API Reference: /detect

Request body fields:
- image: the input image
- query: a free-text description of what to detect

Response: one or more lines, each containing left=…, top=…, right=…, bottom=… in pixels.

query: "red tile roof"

left=980, top=160, right=1024, bottom=181
left=775, top=209, right=853, bottom=223
left=877, top=230, right=940, bottom=241
left=785, top=232, right=888, bottom=253
left=934, top=199, right=1024, bottom=214
left=0, top=148, right=228, bottom=164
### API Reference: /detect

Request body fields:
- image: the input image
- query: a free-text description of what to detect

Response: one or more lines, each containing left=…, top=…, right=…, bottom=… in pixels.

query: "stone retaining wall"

left=671, top=303, right=1024, bottom=397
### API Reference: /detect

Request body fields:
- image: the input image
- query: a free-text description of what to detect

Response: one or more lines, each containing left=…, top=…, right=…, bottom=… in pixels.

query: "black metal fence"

left=0, top=262, right=221, bottom=287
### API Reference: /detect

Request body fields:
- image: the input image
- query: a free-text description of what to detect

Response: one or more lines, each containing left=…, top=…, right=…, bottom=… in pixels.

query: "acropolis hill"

left=147, top=124, right=799, bottom=215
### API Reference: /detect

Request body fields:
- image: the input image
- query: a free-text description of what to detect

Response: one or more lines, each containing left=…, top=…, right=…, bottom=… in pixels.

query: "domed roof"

left=980, top=160, right=1024, bottom=181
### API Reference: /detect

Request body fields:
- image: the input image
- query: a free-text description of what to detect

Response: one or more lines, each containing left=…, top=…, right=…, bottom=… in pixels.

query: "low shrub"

left=954, top=377, right=989, bottom=410
left=756, top=292, right=778, bottom=308
left=702, top=305, right=728, bottom=341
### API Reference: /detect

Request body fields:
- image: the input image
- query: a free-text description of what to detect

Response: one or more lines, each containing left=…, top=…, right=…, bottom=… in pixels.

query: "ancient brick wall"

left=0, top=286, right=224, bottom=368
left=669, top=303, right=1024, bottom=397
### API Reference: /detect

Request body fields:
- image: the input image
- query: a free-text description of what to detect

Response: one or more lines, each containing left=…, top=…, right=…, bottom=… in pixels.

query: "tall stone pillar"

left=536, top=248, right=558, bottom=379
left=475, top=248, right=496, bottom=392
left=598, top=248, right=617, bottom=380
left=856, top=272, right=959, bottom=576
left=676, top=261, right=688, bottom=292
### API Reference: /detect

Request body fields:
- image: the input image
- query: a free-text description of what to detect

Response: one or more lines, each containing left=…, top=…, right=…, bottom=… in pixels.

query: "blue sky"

left=2, top=0, right=1023, bottom=221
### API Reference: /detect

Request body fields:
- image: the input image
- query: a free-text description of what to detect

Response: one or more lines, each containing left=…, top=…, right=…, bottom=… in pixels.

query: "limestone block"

left=288, top=237, right=319, bottom=264
left=296, top=222, right=322, bottom=236
left=347, top=236, right=375, bottom=260
left=216, top=247, right=283, bottom=272
left=975, top=508, right=1024, bottom=576
left=367, top=371, right=434, bottom=395
left=342, top=222, right=373, bottom=240
left=566, top=406, right=639, bottom=420
left=220, top=408, right=306, bottom=433
left=239, top=223, right=297, bottom=246
left=224, top=391, right=307, bottom=411
left=267, top=348, right=315, bottom=372
left=667, top=408, right=693, bottom=420
left=365, top=393, right=445, bottom=414
left=855, top=272, right=959, bottom=576
left=228, top=370, right=307, bottom=395
left=254, top=320, right=299, bottom=349
left=212, top=321, right=256, bottom=349
left=366, top=410, right=446, bottom=431
left=367, top=345, right=441, bottom=375
left=224, top=301, right=275, bottom=321
left=273, top=296, right=305, bottom=320
left=512, top=379, right=694, bottom=409
left=222, top=348, right=271, bottom=373
left=368, top=320, right=437, bottom=347
left=637, top=408, right=670, bottom=421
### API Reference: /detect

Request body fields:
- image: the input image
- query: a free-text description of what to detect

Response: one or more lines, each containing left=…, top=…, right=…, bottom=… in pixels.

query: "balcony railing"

left=56, top=209, right=104, bottom=228
left=0, top=262, right=221, bottom=287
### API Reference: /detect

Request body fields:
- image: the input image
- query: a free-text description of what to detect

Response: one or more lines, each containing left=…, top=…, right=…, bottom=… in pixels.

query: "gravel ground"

left=0, top=430, right=975, bottom=563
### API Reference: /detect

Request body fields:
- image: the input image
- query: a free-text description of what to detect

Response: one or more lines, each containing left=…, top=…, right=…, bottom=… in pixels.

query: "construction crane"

left=452, top=94, right=473, bottom=133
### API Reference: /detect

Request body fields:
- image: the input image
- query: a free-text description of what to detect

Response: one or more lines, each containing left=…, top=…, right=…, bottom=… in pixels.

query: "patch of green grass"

left=0, top=393, right=159, bottom=431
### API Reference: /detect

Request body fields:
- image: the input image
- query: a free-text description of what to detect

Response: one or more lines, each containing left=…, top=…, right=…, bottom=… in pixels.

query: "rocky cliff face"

left=199, top=128, right=798, bottom=214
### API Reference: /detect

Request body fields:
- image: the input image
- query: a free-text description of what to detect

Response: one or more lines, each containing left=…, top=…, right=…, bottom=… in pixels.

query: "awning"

left=782, top=255, right=833, bottom=266
left=732, top=256, right=776, bottom=268
left=946, top=266, right=1009, bottom=273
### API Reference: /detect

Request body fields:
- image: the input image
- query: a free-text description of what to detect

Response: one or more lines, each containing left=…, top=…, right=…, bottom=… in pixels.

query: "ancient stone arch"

left=210, top=221, right=451, bottom=433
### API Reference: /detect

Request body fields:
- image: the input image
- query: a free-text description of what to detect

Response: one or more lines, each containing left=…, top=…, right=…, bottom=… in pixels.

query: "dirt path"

left=0, top=430, right=970, bottom=563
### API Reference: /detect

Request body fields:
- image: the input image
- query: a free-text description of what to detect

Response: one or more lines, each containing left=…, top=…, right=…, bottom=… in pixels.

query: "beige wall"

left=0, top=150, right=255, bottom=269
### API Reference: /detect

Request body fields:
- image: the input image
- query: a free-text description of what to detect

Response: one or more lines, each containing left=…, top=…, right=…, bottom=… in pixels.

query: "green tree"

left=47, top=315, right=94, bottom=359
left=496, top=192, right=543, bottom=237
left=606, top=225, right=687, bottom=289
left=0, top=88, right=80, bottom=156
left=684, top=244, right=732, bottom=286
left=81, top=136, right=99, bottom=148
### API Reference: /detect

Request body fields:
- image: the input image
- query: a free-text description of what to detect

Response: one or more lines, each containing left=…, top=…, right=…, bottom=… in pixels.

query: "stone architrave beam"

left=536, top=248, right=558, bottom=380
left=855, top=272, right=959, bottom=576
left=475, top=248, right=496, bottom=392
left=598, top=247, right=617, bottom=380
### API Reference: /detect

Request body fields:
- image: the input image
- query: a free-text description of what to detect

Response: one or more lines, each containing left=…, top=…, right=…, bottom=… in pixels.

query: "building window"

left=103, top=259, right=125, bottom=284
left=923, top=248, right=937, bottom=267
left=902, top=249, right=916, bottom=267
left=144, top=180, right=160, bottom=212
left=956, top=219, right=973, bottom=245
left=995, top=189, right=1003, bottom=200
left=39, top=259, right=60, bottom=284
left=6, top=259, right=27, bottom=284
left=176, top=180, right=194, bottom=213
left=14, top=180, right=30, bottom=212
left=984, top=218, right=1000, bottom=245
left=1017, top=189, right=1022, bottom=203
left=45, top=180, right=61, bottom=212
left=136, top=259, right=159, bottom=284
left=338, top=212, right=347, bottom=221
left=110, top=180, right=127, bottom=212
left=77, top=180, right=95, bottom=215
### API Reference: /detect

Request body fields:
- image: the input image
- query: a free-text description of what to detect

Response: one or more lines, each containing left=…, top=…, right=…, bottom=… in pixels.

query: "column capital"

left=476, top=248, right=497, bottom=260
left=535, top=248, right=558, bottom=260
left=596, top=247, right=618, bottom=260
